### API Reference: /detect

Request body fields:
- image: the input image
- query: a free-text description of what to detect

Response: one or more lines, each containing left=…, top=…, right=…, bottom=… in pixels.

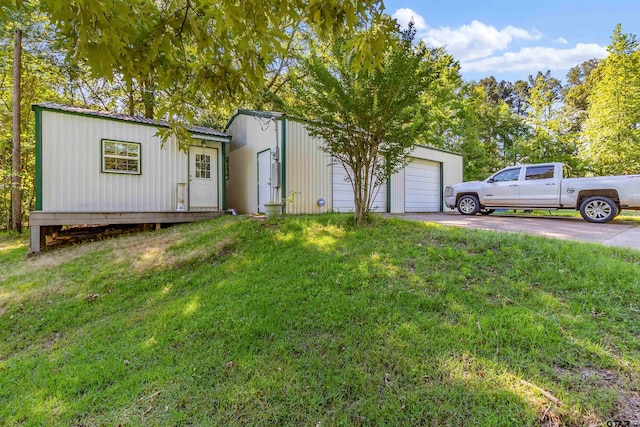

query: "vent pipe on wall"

left=177, top=183, right=186, bottom=211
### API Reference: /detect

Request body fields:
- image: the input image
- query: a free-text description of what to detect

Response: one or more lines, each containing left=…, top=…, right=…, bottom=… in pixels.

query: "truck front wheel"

left=457, top=195, right=480, bottom=215
left=579, top=196, right=618, bottom=223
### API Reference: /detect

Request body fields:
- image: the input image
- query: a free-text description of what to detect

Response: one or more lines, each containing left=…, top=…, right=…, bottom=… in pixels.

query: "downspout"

left=385, top=153, right=391, bottom=213
left=439, top=162, right=444, bottom=212
left=281, top=117, right=287, bottom=213
left=34, top=107, right=42, bottom=211
left=386, top=178, right=391, bottom=213
left=221, top=140, right=227, bottom=210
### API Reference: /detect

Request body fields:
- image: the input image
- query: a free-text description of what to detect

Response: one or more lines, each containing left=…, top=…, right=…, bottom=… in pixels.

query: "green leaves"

left=290, top=23, right=440, bottom=223
left=37, top=0, right=385, bottom=126
left=583, top=25, right=640, bottom=175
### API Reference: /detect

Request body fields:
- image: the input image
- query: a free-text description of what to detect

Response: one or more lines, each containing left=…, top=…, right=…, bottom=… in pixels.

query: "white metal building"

left=225, top=109, right=463, bottom=215
left=29, top=103, right=230, bottom=252
left=33, top=103, right=230, bottom=212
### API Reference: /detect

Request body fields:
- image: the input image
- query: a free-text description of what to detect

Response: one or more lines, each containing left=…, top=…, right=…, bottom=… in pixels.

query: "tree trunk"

left=11, top=28, right=22, bottom=233
left=142, top=78, right=155, bottom=119
left=353, top=163, right=369, bottom=224
left=127, top=80, right=135, bottom=116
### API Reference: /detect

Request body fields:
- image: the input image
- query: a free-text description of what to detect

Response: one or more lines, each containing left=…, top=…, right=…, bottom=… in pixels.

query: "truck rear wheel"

left=579, top=196, right=618, bottom=223
left=457, top=195, right=480, bottom=215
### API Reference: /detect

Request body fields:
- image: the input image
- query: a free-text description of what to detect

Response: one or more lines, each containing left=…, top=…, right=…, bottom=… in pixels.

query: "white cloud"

left=503, top=25, right=543, bottom=41
left=392, top=8, right=427, bottom=31
left=392, top=13, right=544, bottom=62
left=461, top=43, right=608, bottom=74
left=390, top=8, right=608, bottom=78
left=423, top=20, right=543, bottom=61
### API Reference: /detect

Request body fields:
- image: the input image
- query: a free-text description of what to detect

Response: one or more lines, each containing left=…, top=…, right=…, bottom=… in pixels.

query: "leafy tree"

left=0, top=5, right=136, bottom=229
left=38, top=0, right=392, bottom=144
left=0, top=6, right=64, bottom=230
left=456, top=83, right=528, bottom=179
left=563, top=59, right=599, bottom=132
left=290, top=24, right=439, bottom=224
left=583, top=24, right=640, bottom=174
left=414, top=48, right=465, bottom=148
left=418, top=71, right=529, bottom=181
left=453, top=84, right=503, bottom=179
left=410, top=61, right=515, bottom=181
left=511, top=71, right=580, bottom=169
left=510, top=80, right=530, bottom=116
left=478, top=76, right=513, bottom=106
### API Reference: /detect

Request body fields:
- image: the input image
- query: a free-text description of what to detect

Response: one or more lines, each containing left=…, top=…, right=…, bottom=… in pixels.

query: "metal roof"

left=33, top=102, right=230, bottom=138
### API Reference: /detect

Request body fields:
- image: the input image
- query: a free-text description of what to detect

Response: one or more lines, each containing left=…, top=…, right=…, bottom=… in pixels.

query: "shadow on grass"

left=0, top=215, right=638, bottom=425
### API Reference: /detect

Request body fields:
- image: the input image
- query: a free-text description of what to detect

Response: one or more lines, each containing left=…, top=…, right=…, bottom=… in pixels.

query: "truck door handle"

left=509, top=184, right=518, bottom=187
left=546, top=183, right=557, bottom=186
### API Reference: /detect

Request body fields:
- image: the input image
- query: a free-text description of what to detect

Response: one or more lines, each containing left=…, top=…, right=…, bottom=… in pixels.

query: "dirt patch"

left=617, top=391, right=640, bottom=426
left=24, top=225, right=181, bottom=272
left=555, top=366, right=621, bottom=387
left=539, top=405, right=561, bottom=427
left=555, top=367, right=639, bottom=425
left=580, top=367, right=621, bottom=388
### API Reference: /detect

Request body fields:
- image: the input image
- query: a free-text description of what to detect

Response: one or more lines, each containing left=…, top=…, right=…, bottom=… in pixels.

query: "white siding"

left=285, top=120, right=333, bottom=215
left=40, top=110, right=224, bottom=212
left=226, top=114, right=278, bottom=214
left=389, top=146, right=463, bottom=213
left=332, top=163, right=386, bottom=213
left=226, top=115, right=333, bottom=215
left=404, top=158, right=440, bottom=212
left=390, top=169, right=405, bottom=214
left=411, top=146, right=463, bottom=211
left=225, top=111, right=463, bottom=215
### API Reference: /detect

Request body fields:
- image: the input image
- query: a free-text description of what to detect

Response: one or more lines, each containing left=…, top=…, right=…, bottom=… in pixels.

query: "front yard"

left=0, top=215, right=638, bottom=425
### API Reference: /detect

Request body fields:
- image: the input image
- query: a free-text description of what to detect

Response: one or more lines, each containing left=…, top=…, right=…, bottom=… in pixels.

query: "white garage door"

left=333, top=164, right=386, bottom=212
left=405, top=159, right=440, bottom=212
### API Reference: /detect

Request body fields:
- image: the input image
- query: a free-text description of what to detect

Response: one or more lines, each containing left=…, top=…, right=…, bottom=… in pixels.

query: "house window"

left=195, top=154, right=211, bottom=179
left=102, top=140, right=141, bottom=174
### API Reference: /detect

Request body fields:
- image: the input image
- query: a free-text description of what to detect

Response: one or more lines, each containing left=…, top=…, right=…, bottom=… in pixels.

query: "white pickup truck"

left=444, top=163, right=640, bottom=223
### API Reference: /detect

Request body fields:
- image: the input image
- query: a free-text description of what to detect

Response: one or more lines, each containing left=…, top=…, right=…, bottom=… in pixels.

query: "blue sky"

left=383, top=0, right=640, bottom=83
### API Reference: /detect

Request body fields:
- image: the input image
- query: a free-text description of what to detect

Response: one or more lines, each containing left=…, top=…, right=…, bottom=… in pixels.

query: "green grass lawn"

left=1, top=215, right=639, bottom=426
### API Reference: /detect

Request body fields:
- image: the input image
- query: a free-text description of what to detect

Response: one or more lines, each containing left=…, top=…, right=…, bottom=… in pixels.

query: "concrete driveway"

left=391, top=212, right=640, bottom=251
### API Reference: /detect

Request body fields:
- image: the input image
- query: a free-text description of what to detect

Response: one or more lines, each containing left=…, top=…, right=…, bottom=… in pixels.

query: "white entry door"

left=189, top=147, right=218, bottom=210
left=257, top=149, right=271, bottom=213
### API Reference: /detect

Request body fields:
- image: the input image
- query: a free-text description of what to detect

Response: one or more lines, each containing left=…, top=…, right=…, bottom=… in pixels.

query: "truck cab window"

left=492, top=168, right=521, bottom=182
left=525, top=165, right=554, bottom=180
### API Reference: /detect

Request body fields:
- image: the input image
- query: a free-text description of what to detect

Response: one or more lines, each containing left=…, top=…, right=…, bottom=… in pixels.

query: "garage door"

left=405, top=159, right=440, bottom=212
left=333, top=164, right=386, bottom=212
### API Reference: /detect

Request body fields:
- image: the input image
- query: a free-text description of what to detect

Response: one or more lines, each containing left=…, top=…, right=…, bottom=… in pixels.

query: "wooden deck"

left=29, top=211, right=224, bottom=253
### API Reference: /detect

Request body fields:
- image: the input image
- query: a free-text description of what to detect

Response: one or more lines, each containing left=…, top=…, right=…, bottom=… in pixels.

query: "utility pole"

left=11, top=28, right=22, bottom=232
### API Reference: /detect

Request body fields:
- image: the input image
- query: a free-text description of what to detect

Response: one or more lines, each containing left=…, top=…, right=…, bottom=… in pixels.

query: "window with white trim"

left=195, top=153, right=211, bottom=178
left=102, top=140, right=141, bottom=174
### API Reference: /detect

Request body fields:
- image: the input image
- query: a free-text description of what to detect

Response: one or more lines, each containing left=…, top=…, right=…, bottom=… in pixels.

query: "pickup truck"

left=444, top=163, right=640, bottom=223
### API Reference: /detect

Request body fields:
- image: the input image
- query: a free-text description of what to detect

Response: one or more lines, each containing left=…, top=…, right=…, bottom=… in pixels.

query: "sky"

left=383, top=0, right=640, bottom=83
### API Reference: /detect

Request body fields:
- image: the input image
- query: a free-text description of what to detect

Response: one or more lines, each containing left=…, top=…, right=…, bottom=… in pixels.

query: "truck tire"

left=579, top=196, right=618, bottom=223
left=457, top=195, right=480, bottom=215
